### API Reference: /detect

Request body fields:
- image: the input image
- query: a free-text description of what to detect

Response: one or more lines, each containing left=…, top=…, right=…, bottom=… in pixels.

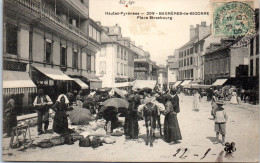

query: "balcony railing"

left=134, top=67, right=149, bottom=71
left=6, top=0, right=88, bottom=40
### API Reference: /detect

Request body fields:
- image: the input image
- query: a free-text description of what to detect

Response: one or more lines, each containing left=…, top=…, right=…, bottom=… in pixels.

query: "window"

left=73, top=50, right=78, bottom=68
left=187, top=49, right=189, bottom=55
left=121, top=48, right=123, bottom=59
left=190, top=47, right=193, bottom=54
left=117, top=46, right=120, bottom=58
left=97, top=31, right=101, bottom=43
left=191, top=69, right=193, bottom=78
left=45, top=40, right=52, bottom=63
left=200, top=42, right=204, bottom=52
left=226, top=57, right=230, bottom=73
left=89, top=25, right=93, bottom=38
left=256, top=58, right=259, bottom=76
left=124, top=50, right=127, bottom=60
left=93, top=28, right=97, bottom=41
left=184, top=59, right=186, bottom=66
left=250, top=39, right=254, bottom=56
left=124, top=65, right=127, bottom=76
left=215, top=59, right=218, bottom=74
left=100, top=61, right=106, bottom=74
left=184, top=50, right=186, bottom=56
left=256, top=35, right=259, bottom=55
left=209, top=60, right=212, bottom=74
left=250, top=59, right=253, bottom=76
left=87, top=54, right=91, bottom=71
left=117, top=62, right=120, bottom=75
left=121, top=63, right=123, bottom=75
left=195, top=45, right=198, bottom=53
left=61, top=46, right=67, bottom=66
left=6, top=23, right=18, bottom=55
left=220, top=58, right=223, bottom=73
left=190, top=57, right=193, bottom=65
left=187, top=58, right=189, bottom=66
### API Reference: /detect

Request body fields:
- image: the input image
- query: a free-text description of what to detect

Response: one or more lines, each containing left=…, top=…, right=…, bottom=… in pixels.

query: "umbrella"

left=112, top=87, right=125, bottom=98
left=69, top=108, right=93, bottom=125
left=102, top=98, right=129, bottom=109
left=138, top=87, right=153, bottom=95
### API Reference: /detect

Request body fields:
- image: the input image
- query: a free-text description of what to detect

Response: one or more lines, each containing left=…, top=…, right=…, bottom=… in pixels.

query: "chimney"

left=190, top=25, right=196, bottom=40
left=201, top=21, right=206, bottom=27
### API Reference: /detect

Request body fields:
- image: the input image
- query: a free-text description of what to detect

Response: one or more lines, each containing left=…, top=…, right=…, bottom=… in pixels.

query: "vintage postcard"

left=2, top=0, right=259, bottom=162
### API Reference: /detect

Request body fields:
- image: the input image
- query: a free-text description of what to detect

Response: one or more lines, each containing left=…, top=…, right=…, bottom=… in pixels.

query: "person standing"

left=214, top=100, right=228, bottom=145
left=124, top=95, right=140, bottom=139
left=211, top=91, right=218, bottom=118
left=164, top=93, right=182, bottom=144
left=193, top=90, right=201, bottom=111
left=33, top=89, right=53, bottom=135
left=4, top=94, right=17, bottom=137
left=230, top=90, right=238, bottom=104
left=52, top=94, right=69, bottom=134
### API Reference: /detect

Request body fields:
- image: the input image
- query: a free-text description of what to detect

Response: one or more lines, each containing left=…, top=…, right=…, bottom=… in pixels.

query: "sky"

left=89, top=0, right=259, bottom=66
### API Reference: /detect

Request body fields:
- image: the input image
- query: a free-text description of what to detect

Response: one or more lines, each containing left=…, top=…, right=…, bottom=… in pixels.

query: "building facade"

left=3, top=0, right=101, bottom=111
left=204, top=38, right=249, bottom=85
left=166, top=52, right=179, bottom=88
left=95, top=24, right=136, bottom=88
left=131, top=44, right=158, bottom=81
left=178, top=22, right=210, bottom=81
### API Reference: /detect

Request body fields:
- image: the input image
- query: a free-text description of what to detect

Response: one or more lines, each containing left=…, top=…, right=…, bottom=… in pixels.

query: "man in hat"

left=214, top=100, right=228, bottom=145
left=33, top=89, right=53, bottom=135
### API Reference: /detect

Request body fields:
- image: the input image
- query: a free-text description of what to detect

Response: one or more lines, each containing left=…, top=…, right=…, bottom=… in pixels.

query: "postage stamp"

left=211, top=0, right=255, bottom=37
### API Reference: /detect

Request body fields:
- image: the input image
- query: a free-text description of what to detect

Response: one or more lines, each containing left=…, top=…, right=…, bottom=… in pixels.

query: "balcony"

left=134, top=67, right=149, bottom=71
left=5, top=0, right=89, bottom=44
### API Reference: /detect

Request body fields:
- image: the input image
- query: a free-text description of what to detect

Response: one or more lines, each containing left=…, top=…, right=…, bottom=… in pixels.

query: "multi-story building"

left=166, top=51, right=179, bottom=88
left=3, top=0, right=101, bottom=112
left=204, top=38, right=249, bottom=85
left=178, top=22, right=210, bottom=81
left=193, top=33, right=221, bottom=83
left=249, top=9, right=259, bottom=78
left=131, top=44, right=159, bottom=80
left=95, top=24, right=136, bottom=88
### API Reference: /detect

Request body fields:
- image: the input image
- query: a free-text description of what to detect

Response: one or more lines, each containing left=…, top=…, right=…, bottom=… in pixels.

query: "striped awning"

left=3, top=70, right=37, bottom=94
left=212, top=79, right=228, bottom=86
left=180, top=80, right=192, bottom=86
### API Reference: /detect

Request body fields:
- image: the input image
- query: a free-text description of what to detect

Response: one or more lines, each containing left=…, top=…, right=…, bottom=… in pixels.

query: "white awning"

left=113, top=82, right=132, bottom=88
left=3, top=70, right=37, bottom=94
left=132, top=80, right=157, bottom=90
left=180, top=80, right=192, bottom=86
left=72, top=78, right=89, bottom=89
left=212, top=79, right=228, bottom=86
left=33, top=66, right=73, bottom=81
left=172, top=81, right=182, bottom=88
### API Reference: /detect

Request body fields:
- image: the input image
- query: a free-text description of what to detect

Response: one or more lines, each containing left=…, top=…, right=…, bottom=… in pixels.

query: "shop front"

left=3, top=70, right=37, bottom=114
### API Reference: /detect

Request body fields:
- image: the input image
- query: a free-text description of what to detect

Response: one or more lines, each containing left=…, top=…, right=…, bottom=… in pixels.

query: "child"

left=214, top=100, right=228, bottom=145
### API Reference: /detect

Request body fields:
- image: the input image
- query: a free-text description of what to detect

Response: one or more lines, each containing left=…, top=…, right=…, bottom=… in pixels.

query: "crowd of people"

left=3, top=86, right=183, bottom=146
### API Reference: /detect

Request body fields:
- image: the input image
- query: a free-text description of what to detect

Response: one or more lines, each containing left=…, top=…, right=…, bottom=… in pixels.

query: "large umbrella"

left=102, top=98, right=129, bottom=109
left=69, top=108, right=93, bottom=125
left=112, top=87, right=125, bottom=98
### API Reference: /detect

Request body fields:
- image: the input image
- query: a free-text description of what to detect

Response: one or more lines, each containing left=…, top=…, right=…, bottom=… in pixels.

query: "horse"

left=143, top=102, right=161, bottom=147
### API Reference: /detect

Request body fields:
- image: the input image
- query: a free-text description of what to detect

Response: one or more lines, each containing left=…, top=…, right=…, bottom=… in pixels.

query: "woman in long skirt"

left=124, top=95, right=140, bottom=139
left=52, top=94, right=70, bottom=134
left=164, top=93, right=182, bottom=144
left=193, top=90, right=201, bottom=111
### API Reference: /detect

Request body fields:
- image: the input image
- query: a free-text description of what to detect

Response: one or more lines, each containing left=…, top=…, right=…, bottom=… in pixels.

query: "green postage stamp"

left=211, top=0, right=255, bottom=37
